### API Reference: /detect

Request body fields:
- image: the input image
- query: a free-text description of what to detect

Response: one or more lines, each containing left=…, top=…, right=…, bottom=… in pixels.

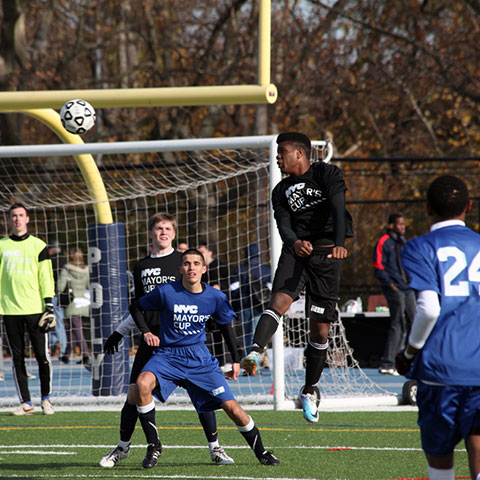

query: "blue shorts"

left=416, top=381, right=480, bottom=456
left=141, top=343, right=235, bottom=413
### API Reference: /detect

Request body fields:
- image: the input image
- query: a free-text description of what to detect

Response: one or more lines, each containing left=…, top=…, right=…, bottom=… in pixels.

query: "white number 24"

left=437, top=246, right=480, bottom=296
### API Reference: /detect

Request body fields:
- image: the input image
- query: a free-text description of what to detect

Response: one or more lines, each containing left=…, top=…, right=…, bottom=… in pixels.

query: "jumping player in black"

left=100, top=213, right=234, bottom=467
left=241, top=132, right=352, bottom=423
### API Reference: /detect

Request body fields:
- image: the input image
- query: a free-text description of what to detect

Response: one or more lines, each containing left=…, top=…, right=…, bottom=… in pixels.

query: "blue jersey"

left=139, top=279, right=236, bottom=347
left=401, top=221, right=480, bottom=386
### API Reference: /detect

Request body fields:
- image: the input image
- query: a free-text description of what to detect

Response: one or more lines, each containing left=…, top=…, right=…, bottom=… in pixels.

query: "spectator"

left=197, top=242, right=232, bottom=371
left=176, top=240, right=189, bottom=253
left=372, top=213, right=416, bottom=375
left=0, top=203, right=56, bottom=415
left=230, top=243, right=271, bottom=363
left=57, top=248, right=91, bottom=370
left=48, top=241, right=68, bottom=362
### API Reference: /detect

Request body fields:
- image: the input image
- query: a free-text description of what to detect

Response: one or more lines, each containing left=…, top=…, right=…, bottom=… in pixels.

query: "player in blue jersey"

left=130, top=248, right=280, bottom=468
left=395, top=175, right=480, bottom=480
left=100, top=213, right=233, bottom=467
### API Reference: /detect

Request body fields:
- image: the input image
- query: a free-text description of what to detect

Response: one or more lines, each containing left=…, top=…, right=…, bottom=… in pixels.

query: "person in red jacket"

left=372, top=213, right=416, bottom=375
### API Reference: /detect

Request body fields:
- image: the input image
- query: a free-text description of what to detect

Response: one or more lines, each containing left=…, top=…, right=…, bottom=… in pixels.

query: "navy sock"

left=303, top=343, right=327, bottom=394
left=137, top=403, right=159, bottom=446
left=120, top=401, right=138, bottom=443
left=251, top=309, right=281, bottom=353
left=238, top=418, right=266, bottom=459
left=198, top=411, right=218, bottom=443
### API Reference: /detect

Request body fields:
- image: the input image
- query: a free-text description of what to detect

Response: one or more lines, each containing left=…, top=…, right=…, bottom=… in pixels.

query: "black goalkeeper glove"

left=104, top=331, right=123, bottom=354
left=38, top=303, right=56, bottom=333
left=395, top=350, right=414, bottom=376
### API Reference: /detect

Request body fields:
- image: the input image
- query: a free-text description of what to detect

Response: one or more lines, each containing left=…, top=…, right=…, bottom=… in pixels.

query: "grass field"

left=0, top=408, right=472, bottom=480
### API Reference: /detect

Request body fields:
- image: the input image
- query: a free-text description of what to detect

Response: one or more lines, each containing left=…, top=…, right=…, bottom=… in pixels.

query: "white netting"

left=0, top=137, right=393, bottom=408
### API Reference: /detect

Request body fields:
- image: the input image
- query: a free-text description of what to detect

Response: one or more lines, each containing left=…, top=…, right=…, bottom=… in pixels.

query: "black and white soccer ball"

left=60, top=99, right=96, bottom=135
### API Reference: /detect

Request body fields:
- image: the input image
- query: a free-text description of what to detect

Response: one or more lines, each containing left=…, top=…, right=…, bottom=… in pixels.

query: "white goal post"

left=0, top=135, right=396, bottom=410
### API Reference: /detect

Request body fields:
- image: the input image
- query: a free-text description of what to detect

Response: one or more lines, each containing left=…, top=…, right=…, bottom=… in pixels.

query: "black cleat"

left=142, top=442, right=162, bottom=468
left=259, top=450, right=280, bottom=466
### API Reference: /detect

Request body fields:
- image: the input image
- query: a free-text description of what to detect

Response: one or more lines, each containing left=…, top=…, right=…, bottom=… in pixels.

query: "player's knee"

left=269, top=292, right=293, bottom=316
left=222, top=400, right=248, bottom=425
left=136, top=372, right=155, bottom=395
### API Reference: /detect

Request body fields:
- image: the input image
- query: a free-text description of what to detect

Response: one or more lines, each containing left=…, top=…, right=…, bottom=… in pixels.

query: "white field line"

left=0, top=450, right=76, bottom=455
left=0, top=443, right=467, bottom=452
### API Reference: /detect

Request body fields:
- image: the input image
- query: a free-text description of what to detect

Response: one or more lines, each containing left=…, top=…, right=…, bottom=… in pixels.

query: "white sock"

left=237, top=416, right=254, bottom=433
left=208, top=440, right=220, bottom=451
left=427, top=465, right=454, bottom=480
left=137, top=401, right=155, bottom=414
left=118, top=440, right=130, bottom=450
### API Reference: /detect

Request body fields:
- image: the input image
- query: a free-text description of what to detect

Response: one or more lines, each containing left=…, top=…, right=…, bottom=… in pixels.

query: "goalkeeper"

left=0, top=203, right=56, bottom=416
left=241, top=132, right=353, bottom=423
left=100, top=213, right=234, bottom=467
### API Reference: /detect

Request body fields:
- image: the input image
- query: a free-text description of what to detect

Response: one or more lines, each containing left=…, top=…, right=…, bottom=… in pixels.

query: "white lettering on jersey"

left=142, top=267, right=162, bottom=277
left=174, top=304, right=198, bottom=314
left=2, top=250, right=20, bottom=257
left=172, top=304, right=210, bottom=334
left=285, top=183, right=326, bottom=212
left=3, top=250, right=34, bottom=274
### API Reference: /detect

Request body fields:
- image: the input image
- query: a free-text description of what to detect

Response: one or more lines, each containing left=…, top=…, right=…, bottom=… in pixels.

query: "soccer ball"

left=60, top=99, right=96, bottom=135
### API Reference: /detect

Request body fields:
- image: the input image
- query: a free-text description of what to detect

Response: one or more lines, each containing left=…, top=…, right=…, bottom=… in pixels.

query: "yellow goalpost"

left=0, top=0, right=276, bottom=224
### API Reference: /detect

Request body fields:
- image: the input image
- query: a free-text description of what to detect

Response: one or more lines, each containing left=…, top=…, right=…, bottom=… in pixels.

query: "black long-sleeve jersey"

left=271, top=162, right=353, bottom=247
left=133, top=250, right=182, bottom=334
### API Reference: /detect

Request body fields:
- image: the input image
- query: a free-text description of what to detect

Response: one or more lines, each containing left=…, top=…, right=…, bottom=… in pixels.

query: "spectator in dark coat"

left=373, top=213, right=416, bottom=375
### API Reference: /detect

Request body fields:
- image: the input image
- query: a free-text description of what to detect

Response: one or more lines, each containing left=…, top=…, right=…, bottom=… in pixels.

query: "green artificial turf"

left=0, top=409, right=471, bottom=480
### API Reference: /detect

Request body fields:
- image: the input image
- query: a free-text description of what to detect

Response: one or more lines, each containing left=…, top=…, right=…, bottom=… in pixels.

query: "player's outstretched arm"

left=129, top=299, right=159, bottom=347
left=129, top=299, right=149, bottom=335
left=217, top=322, right=241, bottom=380
left=103, top=313, right=138, bottom=353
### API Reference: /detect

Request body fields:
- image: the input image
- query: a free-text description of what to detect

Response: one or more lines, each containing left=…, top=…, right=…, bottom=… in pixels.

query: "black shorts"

left=129, top=341, right=156, bottom=384
left=272, top=244, right=341, bottom=322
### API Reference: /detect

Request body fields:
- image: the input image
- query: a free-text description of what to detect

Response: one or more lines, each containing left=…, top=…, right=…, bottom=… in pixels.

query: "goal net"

left=0, top=136, right=394, bottom=409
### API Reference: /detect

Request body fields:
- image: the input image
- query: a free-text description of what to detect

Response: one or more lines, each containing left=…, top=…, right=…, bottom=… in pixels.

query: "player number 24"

left=437, top=246, right=480, bottom=296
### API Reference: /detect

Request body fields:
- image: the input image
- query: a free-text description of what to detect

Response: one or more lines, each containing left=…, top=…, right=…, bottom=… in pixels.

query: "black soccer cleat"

left=142, top=442, right=162, bottom=468
left=259, top=450, right=280, bottom=466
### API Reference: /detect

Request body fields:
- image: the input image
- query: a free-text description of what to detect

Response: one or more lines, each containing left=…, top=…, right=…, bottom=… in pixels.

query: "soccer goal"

left=0, top=135, right=396, bottom=410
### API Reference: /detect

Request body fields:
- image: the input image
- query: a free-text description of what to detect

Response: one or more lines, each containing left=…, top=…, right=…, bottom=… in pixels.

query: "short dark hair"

left=147, top=212, right=176, bottom=232
left=8, top=203, right=28, bottom=216
left=388, top=213, right=404, bottom=224
left=197, top=240, right=216, bottom=256
left=427, top=175, right=469, bottom=219
left=276, top=132, right=311, bottom=159
left=181, top=248, right=206, bottom=265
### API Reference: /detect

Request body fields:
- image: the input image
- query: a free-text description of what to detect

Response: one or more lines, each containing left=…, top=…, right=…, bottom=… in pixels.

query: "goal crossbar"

left=0, top=136, right=331, bottom=158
